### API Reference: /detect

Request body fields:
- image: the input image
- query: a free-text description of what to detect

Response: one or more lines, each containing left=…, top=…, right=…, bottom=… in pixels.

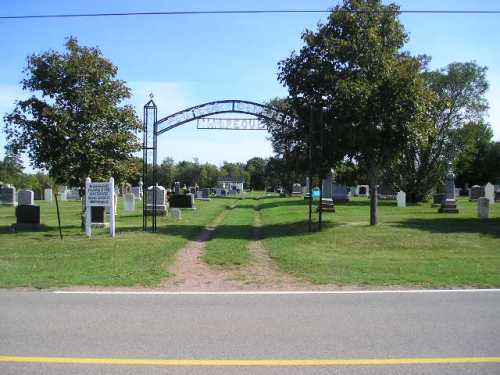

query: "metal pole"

left=54, top=188, right=63, bottom=240
left=142, top=102, right=148, bottom=232
left=308, top=108, right=313, bottom=232
left=153, top=107, right=158, bottom=233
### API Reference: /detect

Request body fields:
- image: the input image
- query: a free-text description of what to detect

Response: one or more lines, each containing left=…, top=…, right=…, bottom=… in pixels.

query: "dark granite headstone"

left=16, top=205, right=40, bottom=224
left=169, top=194, right=195, bottom=209
left=432, top=193, right=445, bottom=207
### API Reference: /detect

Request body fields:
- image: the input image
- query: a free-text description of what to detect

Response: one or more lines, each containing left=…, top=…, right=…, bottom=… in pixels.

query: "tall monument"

left=438, top=162, right=459, bottom=213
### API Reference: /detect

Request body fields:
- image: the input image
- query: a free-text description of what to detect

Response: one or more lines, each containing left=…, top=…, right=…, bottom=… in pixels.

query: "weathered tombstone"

left=438, top=163, right=459, bottom=213
left=0, top=185, right=17, bottom=206
left=66, top=188, right=81, bottom=201
left=123, top=192, right=135, bottom=211
left=477, top=197, right=489, bottom=219
left=322, top=171, right=334, bottom=199
left=174, top=181, right=181, bottom=195
left=201, top=188, right=210, bottom=199
left=484, top=182, right=495, bottom=204
left=332, top=184, right=350, bottom=203
left=432, top=193, right=445, bottom=207
left=146, top=185, right=168, bottom=215
left=170, top=208, right=182, bottom=220
left=469, top=185, right=484, bottom=201
left=292, top=183, right=302, bottom=195
left=131, top=186, right=142, bottom=200
left=397, top=191, right=406, bottom=208
left=169, top=193, right=195, bottom=209
left=44, top=188, right=53, bottom=202
left=18, top=190, right=34, bottom=206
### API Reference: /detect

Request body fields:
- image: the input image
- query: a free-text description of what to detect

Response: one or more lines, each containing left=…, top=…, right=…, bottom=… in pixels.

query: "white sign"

left=85, top=177, right=115, bottom=238
left=87, top=182, right=112, bottom=206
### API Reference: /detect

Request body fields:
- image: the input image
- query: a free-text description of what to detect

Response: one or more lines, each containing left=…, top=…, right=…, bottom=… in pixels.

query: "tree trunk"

left=368, top=167, right=378, bottom=226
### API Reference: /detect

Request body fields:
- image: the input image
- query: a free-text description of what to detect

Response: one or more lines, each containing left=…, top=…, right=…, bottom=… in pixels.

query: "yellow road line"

left=1, top=355, right=500, bottom=366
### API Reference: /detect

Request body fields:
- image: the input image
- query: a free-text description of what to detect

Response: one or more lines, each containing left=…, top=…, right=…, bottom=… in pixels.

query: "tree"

left=4, top=37, right=142, bottom=193
left=0, top=152, right=24, bottom=186
left=394, top=62, right=490, bottom=202
left=245, top=157, right=267, bottom=190
left=277, top=0, right=430, bottom=225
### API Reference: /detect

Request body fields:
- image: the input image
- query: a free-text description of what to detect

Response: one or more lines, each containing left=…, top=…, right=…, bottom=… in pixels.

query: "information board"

left=87, top=182, right=112, bottom=207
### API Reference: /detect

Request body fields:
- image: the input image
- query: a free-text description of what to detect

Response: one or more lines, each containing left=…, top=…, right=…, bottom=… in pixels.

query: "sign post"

left=85, top=177, right=115, bottom=238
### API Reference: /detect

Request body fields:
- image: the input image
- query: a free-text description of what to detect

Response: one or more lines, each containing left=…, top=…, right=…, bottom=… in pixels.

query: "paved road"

left=1, top=290, right=499, bottom=374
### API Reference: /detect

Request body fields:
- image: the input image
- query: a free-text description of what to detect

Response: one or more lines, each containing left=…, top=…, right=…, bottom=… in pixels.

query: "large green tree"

left=4, top=37, right=141, bottom=192
left=394, top=62, right=490, bottom=202
left=277, top=0, right=430, bottom=225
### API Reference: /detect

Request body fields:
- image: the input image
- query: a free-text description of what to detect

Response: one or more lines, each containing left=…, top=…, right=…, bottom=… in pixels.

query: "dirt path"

left=161, top=198, right=315, bottom=291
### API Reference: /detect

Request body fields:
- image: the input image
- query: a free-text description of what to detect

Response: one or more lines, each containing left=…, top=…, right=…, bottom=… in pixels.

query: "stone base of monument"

left=438, top=200, right=459, bottom=213
left=316, top=199, right=336, bottom=213
left=145, top=205, right=168, bottom=215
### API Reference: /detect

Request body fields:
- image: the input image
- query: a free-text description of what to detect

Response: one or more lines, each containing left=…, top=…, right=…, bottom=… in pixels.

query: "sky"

left=0, top=0, right=499, bottom=172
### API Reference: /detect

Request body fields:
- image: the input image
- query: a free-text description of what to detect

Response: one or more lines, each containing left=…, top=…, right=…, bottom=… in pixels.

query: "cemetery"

left=0, top=1, right=499, bottom=291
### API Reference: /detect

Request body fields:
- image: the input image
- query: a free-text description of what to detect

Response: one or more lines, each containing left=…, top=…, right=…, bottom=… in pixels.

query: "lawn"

left=203, top=196, right=258, bottom=266
left=259, top=195, right=500, bottom=287
left=0, top=197, right=235, bottom=288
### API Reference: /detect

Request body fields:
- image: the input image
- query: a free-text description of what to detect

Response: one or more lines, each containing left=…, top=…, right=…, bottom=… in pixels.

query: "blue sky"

left=1, top=0, right=499, bottom=171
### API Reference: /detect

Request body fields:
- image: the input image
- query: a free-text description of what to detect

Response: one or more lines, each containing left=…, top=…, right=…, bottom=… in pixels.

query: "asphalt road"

left=1, top=290, right=499, bottom=374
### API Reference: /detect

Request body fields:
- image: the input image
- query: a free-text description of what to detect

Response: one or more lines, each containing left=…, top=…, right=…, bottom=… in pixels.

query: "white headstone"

left=18, top=190, right=34, bottom=205
left=484, top=182, right=495, bottom=204
left=170, top=208, right=182, bottom=220
left=397, top=191, right=406, bottom=208
left=123, top=192, right=135, bottom=211
left=44, top=188, right=53, bottom=202
left=477, top=197, right=489, bottom=219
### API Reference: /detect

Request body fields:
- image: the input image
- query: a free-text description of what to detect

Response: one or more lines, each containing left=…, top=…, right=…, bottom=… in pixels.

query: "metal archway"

left=142, top=99, right=295, bottom=232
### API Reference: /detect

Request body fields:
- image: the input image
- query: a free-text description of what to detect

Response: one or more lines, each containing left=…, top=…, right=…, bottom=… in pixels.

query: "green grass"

left=259, top=195, right=500, bottom=287
left=0, top=197, right=235, bottom=288
left=203, top=196, right=258, bottom=266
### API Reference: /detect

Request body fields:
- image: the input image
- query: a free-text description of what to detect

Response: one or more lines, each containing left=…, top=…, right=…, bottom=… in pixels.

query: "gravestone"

left=484, top=182, right=495, bottom=204
left=169, top=193, right=195, bottom=209
left=432, top=193, right=445, bottom=207
left=322, top=171, right=334, bottom=199
left=397, top=191, right=406, bottom=208
left=438, top=163, right=459, bottom=213
left=358, top=185, right=369, bottom=197
left=66, top=188, right=81, bottom=200
left=378, top=183, right=396, bottom=200
left=303, top=177, right=311, bottom=195
left=174, top=181, right=181, bottom=195
left=469, top=185, right=484, bottom=201
left=332, top=184, right=350, bottom=203
left=131, top=186, right=142, bottom=200
left=477, top=197, right=489, bottom=219
left=170, top=208, right=182, bottom=220
left=18, top=190, right=34, bottom=206
left=292, top=183, right=302, bottom=195
left=146, top=185, right=167, bottom=215
left=495, top=185, right=500, bottom=203
left=0, top=185, right=17, bottom=206
left=44, top=188, right=53, bottom=202
left=123, top=193, right=135, bottom=211
left=195, top=188, right=210, bottom=201
left=13, top=204, right=44, bottom=230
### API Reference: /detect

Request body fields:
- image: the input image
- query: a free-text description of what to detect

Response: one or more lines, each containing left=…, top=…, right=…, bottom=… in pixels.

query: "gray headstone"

left=397, top=191, right=406, bottom=208
left=146, top=185, right=167, bottom=214
left=469, top=185, right=484, bottom=201
left=484, top=182, right=495, bottom=204
left=18, top=190, right=34, bottom=206
left=332, top=184, right=350, bottom=202
left=477, top=197, right=489, bottom=219
left=123, top=193, right=135, bottom=211
left=44, top=188, right=53, bottom=202
left=322, top=172, right=334, bottom=199
left=131, top=186, right=142, bottom=200
left=444, top=164, right=456, bottom=202
left=0, top=185, right=17, bottom=206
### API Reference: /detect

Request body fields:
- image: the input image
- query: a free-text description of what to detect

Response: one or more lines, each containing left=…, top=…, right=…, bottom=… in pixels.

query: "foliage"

left=394, top=62, right=490, bottom=202
left=276, top=0, right=430, bottom=224
left=3, top=37, right=142, bottom=192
